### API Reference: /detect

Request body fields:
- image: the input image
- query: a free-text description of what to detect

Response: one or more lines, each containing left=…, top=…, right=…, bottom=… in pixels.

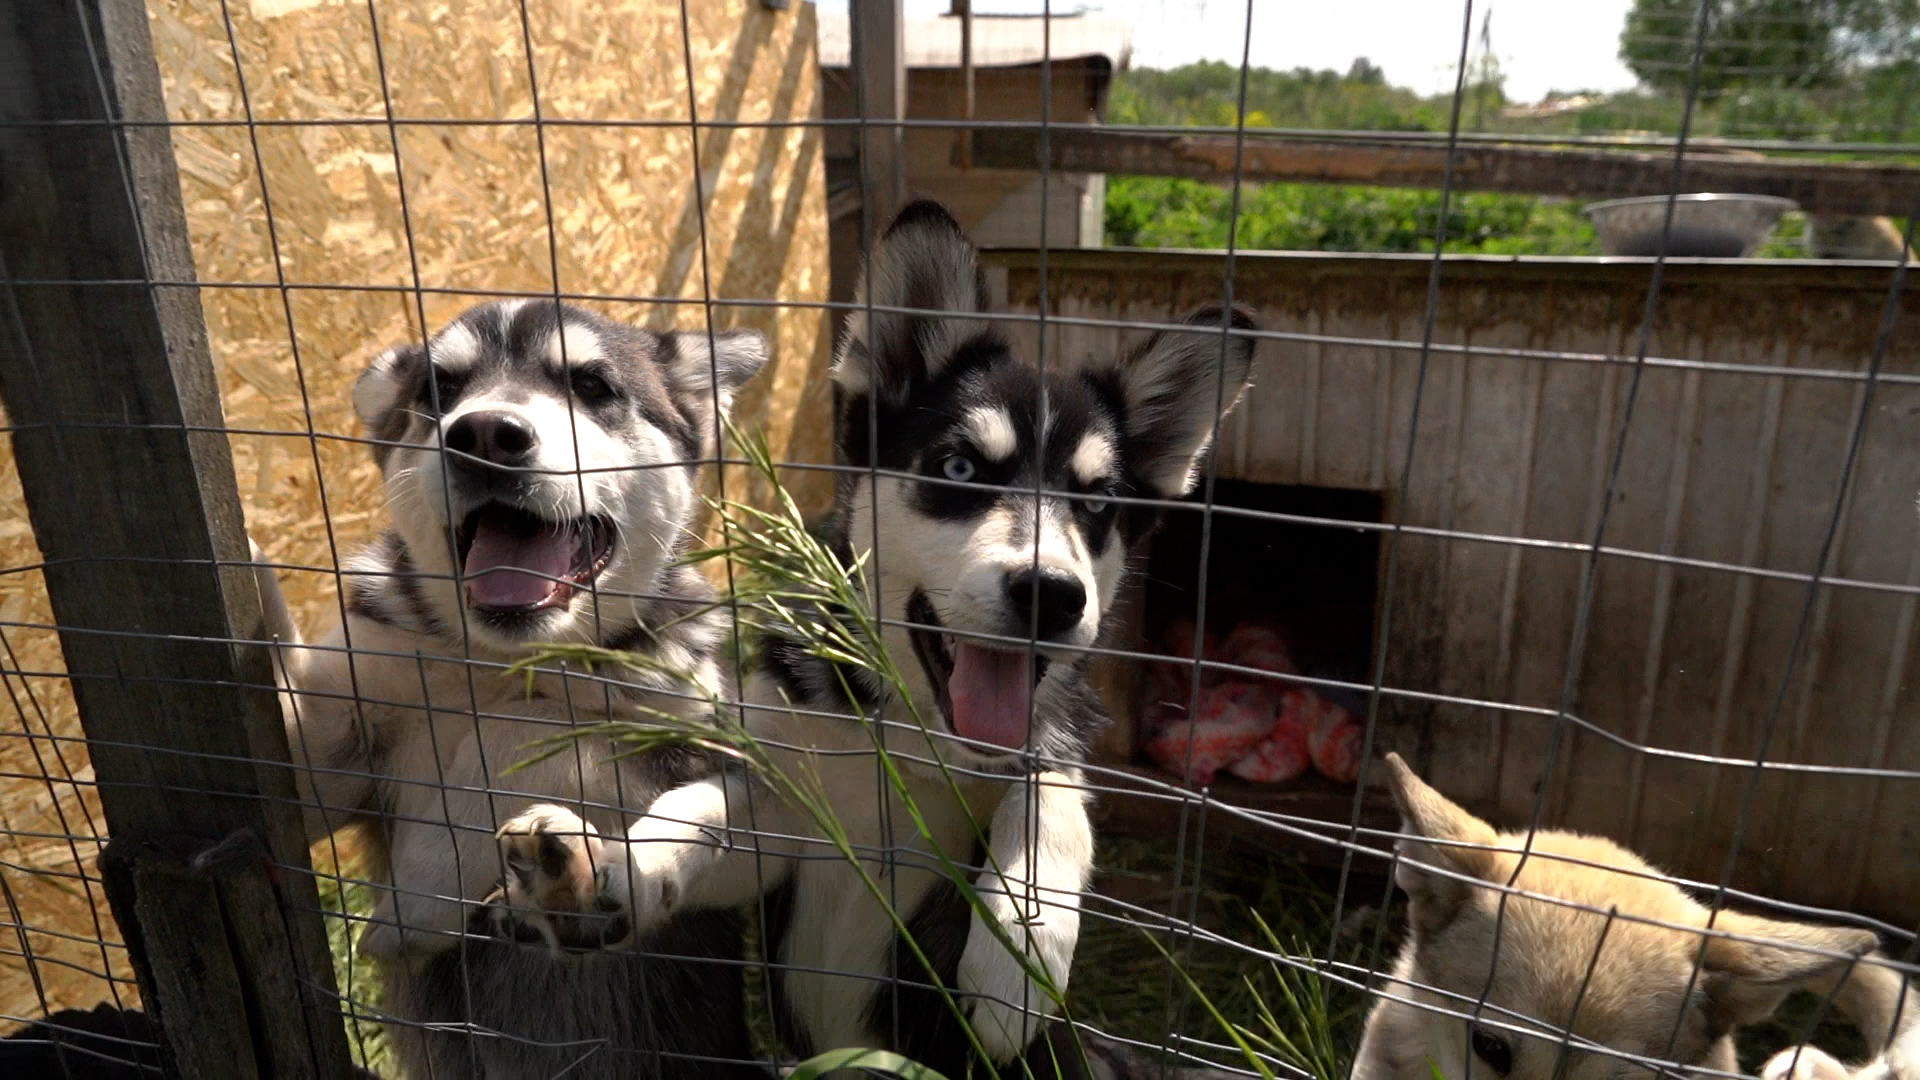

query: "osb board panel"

left=0, top=0, right=830, bottom=1020
left=990, top=249, right=1920, bottom=922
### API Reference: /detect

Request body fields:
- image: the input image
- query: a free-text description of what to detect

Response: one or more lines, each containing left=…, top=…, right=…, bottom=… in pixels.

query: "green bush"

left=1104, top=176, right=1598, bottom=256
left=1102, top=44, right=1920, bottom=257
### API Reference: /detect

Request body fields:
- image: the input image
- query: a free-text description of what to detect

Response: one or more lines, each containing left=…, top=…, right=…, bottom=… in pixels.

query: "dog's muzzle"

left=906, top=590, right=1055, bottom=755
left=453, top=504, right=615, bottom=614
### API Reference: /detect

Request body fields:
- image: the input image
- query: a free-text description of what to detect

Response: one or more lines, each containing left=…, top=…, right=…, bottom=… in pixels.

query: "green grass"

left=1069, top=836, right=1393, bottom=1078
left=314, top=849, right=396, bottom=1077
left=313, top=833, right=1371, bottom=1079
left=1105, top=178, right=1601, bottom=256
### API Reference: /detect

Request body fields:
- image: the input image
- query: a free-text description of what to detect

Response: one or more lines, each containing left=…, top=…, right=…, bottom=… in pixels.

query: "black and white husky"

left=249, top=299, right=769, bottom=1079
left=495, top=202, right=1258, bottom=1077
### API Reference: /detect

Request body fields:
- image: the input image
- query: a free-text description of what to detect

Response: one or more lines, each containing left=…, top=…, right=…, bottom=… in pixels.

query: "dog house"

left=984, top=248, right=1920, bottom=923
left=815, top=11, right=1130, bottom=315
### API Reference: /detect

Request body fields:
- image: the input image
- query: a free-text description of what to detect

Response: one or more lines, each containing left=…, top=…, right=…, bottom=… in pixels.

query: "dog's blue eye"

left=942, top=455, right=976, bottom=483
left=1083, top=494, right=1111, bottom=514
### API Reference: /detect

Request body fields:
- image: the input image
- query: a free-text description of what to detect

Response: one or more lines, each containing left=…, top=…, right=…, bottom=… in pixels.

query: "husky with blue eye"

left=250, top=299, right=770, bottom=1079
left=490, top=202, right=1259, bottom=1077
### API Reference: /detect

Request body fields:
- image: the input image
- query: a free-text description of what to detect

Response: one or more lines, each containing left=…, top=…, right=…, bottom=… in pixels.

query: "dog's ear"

left=353, top=344, right=426, bottom=464
left=832, top=199, right=991, bottom=405
left=1095, top=304, right=1257, bottom=499
left=662, top=328, right=769, bottom=454
left=1695, top=911, right=1880, bottom=1038
left=1383, top=753, right=1502, bottom=935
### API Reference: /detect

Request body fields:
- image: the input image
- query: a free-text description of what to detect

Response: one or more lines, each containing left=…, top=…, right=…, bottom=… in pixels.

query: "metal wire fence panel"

left=1, top=0, right=1917, bottom=1078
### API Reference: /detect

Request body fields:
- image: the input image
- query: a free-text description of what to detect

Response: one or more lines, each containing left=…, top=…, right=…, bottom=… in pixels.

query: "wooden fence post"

left=849, top=0, right=906, bottom=242
left=0, top=1, right=355, bottom=1076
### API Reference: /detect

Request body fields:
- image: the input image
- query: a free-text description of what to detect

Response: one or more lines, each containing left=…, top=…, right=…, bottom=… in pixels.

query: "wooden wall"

left=987, top=248, right=1920, bottom=923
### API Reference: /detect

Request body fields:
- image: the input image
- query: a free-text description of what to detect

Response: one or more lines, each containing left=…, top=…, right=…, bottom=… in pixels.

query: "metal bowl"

left=1583, top=193, right=1798, bottom=257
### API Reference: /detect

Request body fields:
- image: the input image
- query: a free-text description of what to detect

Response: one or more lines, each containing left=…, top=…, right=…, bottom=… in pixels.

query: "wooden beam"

left=968, top=126, right=1920, bottom=218
left=953, top=0, right=974, bottom=171
left=1090, top=767, right=1399, bottom=874
left=849, top=0, right=906, bottom=239
left=0, top=1, right=353, bottom=1076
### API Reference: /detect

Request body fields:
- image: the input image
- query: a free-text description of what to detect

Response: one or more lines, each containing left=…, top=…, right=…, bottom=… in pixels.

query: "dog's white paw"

left=1890, top=1029, right=1920, bottom=1080
left=956, top=907, right=1072, bottom=1063
left=489, top=804, right=632, bottom=950
left=1763, top=1047, right=1857, bottom=1080
left=1855, top=1029, right=1920, bottom=1080
left=614, top=812, right=704, bottom=930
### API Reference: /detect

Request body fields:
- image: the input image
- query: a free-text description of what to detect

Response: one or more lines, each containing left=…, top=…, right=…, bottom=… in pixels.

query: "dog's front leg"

left=356, top=813, right=496, bottom=964
left=492, top=771, right=799, bottom=949
left=249, top=538, right=381, bottom=843
left=957, top=768, right=1094, bottom=1063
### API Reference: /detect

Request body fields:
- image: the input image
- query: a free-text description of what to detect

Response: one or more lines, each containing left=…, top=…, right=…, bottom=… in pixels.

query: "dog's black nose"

left=445, top=410, right=537, bottom=468
left=1004, top=569, right=1087, bottom=639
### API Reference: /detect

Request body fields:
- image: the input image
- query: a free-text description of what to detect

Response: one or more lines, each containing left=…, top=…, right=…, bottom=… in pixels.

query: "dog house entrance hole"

left=1133, top=480, right=1383, bottom=786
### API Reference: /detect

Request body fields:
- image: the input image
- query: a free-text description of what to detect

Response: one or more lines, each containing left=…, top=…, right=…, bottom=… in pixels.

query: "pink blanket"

left=1142, top=619, right=1363, bottom=785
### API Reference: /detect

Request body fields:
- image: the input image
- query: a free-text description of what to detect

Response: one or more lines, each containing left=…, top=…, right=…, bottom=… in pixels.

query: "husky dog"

left=488, top=200, right=1258, bottom=1077
left=251, top=299, right=768, bottom=1079
left=1355, top=753, right=1915, bottom=1080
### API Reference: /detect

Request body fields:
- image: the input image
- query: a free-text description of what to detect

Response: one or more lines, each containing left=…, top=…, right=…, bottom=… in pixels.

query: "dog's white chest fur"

left=771, top=736, right=985, bottom=1052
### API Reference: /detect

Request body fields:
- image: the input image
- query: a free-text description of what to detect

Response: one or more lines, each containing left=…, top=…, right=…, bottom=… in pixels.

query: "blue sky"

left=817, top=0, right=1643, bottom=104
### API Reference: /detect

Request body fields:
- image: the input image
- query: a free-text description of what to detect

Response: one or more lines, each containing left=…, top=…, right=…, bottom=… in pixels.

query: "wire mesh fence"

left=1, top=0, right=1918, bottom=1078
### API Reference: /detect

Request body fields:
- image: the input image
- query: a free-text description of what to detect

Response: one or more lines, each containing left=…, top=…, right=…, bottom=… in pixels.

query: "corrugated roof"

left=818, top=11, right=1132, bottom=71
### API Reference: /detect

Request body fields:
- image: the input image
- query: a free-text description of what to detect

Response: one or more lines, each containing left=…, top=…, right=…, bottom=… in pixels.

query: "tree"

left=1621, top=0, right=1920, bottom=92
left=1621, top=0, right=1852, bottom=92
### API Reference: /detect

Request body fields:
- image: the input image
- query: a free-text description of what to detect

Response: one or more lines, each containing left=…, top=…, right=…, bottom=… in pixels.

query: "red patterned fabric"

left=1227, top=708, right=1310, bottom=782
left=1220, top=622, right=1296, bottom=676
left=1143, top=618, right=1365, bottom=786
left=1143, top=679, right=1276, bottom=786
left=1306, top=709, right=1363, bottom=783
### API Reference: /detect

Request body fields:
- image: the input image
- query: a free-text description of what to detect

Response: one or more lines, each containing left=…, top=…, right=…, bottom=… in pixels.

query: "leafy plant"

left=1104, top=177, right=1598, bottom=256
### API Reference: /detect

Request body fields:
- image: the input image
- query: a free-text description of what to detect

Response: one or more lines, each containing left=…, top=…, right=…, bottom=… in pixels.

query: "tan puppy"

left=1354, top=753, right=1911, bottom=1080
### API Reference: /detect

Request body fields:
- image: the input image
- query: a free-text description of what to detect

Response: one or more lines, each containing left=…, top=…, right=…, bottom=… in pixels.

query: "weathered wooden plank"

left=1770, top=361, right=1920, bottom=907
left=969, top=127, right=1920, bottom=217
left=0, top=0, right=352, bottom=1074
left=1422, top=308, right=1538, bottom=809
left=849, top=0, right=905, bottom=240
left=1626, top=331, right=1781, bottom=870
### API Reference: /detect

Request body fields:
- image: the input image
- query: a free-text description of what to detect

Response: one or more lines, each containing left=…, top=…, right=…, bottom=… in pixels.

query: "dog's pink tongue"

left=463, top=510, right=572, bottom=609
left=947, top=644, right=1033, bottom=750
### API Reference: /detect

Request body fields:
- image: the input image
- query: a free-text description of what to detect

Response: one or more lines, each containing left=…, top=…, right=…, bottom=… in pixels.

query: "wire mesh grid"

left=2, top=0, right=1919, bottom=1077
